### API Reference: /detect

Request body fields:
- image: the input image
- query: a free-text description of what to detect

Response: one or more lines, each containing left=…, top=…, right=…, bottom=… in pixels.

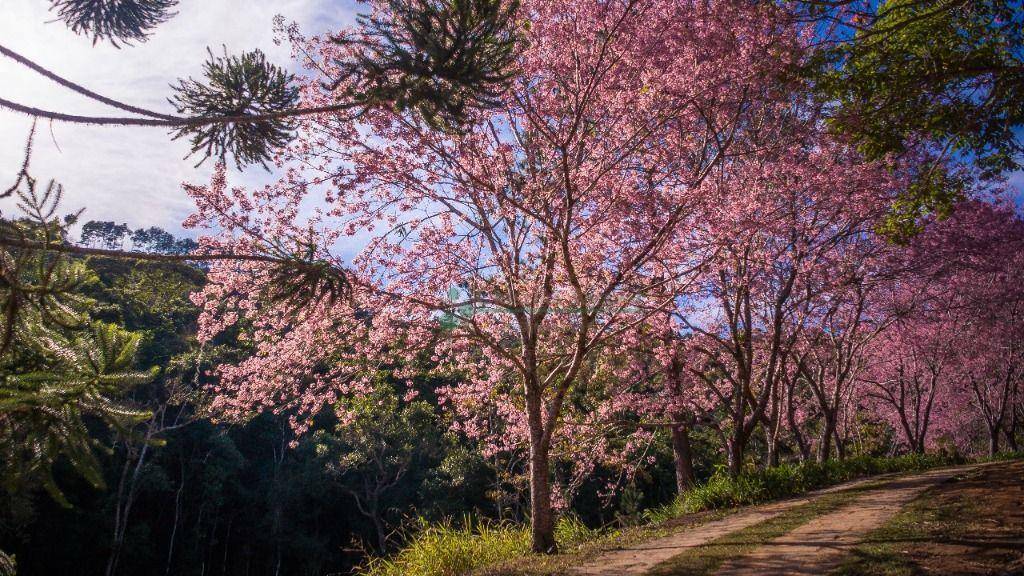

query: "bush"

left=643, top=453, right=964, bottom=523
left=360, top=515, right=598, bottom=576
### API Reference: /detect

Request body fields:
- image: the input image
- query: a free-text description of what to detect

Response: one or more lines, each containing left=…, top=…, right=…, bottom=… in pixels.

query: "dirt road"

left=713, top=466, right=974, bottom=575
left=569, top=465, right=983, bottom=576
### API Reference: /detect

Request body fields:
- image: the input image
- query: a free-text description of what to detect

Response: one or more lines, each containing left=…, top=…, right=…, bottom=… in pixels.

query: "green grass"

left=360, top=516, right=601, bottom=576
left=643, top=453, right=962, bottom=524
left=645, top=481, right=886, bottom=576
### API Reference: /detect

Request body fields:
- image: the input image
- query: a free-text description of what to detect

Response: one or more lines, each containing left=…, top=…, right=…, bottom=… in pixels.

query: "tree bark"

left=834, top=426, right=847, bottom=460
left=988, top=424, right=1002, bottom=457
left=165, top=465, right=185, bottom=576
left=528, top=442, right=556, bottom=553
left=817, top=412, right=836, bottom=463
left=371, top=506, right=387, bottom=553
left=1005, top=422, right=1020, bottom=452
left=765, top=431, right=780, bottom=468
left=726, top=435, right=745, bottom=477
left=669, top=423, right=695, bottom=494
left=786, top=391, right=811, bottom=461
left=525, top=379, right=557, bottom=554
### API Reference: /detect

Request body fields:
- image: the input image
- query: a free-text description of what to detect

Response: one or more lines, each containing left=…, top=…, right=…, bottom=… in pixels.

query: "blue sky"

left=0, top=0, right=357, bottom=237
left=2, top=0, right=1022, bottom=241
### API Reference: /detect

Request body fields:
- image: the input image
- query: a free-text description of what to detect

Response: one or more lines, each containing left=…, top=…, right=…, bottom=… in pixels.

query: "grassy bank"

left=358, top=453, right=967, bottom=576
left=642, top=452, right=963, bottom=523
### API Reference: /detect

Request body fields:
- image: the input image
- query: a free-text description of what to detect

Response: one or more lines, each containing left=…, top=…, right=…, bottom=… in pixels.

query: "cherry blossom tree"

left=790, top=233, right=898, bottom=461
left=595, top=314, right=714, bottom=496
left=935, top=202, right=1024, bottom=455
left=859, top=278, right=969, bottom=454
left=184, top=0, right=804, bottom=552
left=856, top=200, right=1024, bottom=456
left=677, top=130, right=903, bottom=475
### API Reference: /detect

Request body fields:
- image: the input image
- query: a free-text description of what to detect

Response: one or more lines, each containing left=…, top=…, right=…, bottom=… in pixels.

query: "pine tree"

left=0, top=145, right=156, bottom=506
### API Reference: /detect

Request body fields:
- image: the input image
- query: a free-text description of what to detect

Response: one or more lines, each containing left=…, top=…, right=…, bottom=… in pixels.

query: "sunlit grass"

left=360, top=516, right=601, bottom=576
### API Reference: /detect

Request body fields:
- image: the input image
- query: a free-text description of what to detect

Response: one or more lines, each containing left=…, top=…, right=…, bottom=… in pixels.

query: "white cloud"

left=0, top=0, right=357, bottom=237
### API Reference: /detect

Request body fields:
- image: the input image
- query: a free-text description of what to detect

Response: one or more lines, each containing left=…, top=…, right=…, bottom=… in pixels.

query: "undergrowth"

left=361, top=516, right=599, bottom=576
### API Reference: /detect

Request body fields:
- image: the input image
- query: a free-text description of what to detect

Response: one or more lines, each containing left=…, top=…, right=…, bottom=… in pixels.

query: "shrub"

left=360, top=516, right=598, bottom=576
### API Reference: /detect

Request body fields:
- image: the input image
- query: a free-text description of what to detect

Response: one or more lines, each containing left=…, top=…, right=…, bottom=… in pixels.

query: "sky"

left=2, top=1, right=1022, bottom=242
left=0, top=0, right=357, bottom=238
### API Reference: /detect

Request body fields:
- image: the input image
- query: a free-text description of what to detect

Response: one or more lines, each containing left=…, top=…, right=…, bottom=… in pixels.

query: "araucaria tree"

left=185, top=0, right=804, bottom=552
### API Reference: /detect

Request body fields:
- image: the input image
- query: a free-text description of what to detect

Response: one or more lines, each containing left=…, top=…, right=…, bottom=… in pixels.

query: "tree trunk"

left=106, top=431, right=153, bottom=576
left=834, top=426, right=847, bottom=460
left=371, top=507, right=388, bottom=553
left=765, top=433, right=780, bottom=468
left=1005, top=427, right=1019, bottom=452
left=913, top=435, right=926, bottom=454
left=726, top=435, right=744, bottom=477
left=988, top=424, right=1002, bottom=457
left=526, top=379, right=557, bottom=554
left=670, top=423, right=695, bottom=494
left=817, top=413, right=835, bottom=463
left=528, top=442, right=556, bottom=553
left=1005, top=407, right=1020, bottom=452
left=787, top=396, right=811, bottom=461
left=165, top=467, right=185, bottom=576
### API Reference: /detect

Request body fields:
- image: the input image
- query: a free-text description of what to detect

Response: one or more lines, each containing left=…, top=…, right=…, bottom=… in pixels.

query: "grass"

left=360, top=516, right=600, bottom=576
left=643, top=453, right=962, bottom=524
left=644, top=480, right=886, bottom=576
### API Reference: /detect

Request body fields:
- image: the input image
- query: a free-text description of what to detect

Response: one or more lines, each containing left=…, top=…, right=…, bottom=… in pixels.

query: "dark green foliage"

left=170, top=48, right=300, bottom=169
left=129, top=226, right=174, bottom=253
left=0, top=322, right=156, bottom=506
left=1, top=161, right=158, bottom=509
left=801, top=0, right=1023, bottom=241
left=315, top=388, right=442, bottom=551
left=332, top=0, right=522, bottom=131
left=1, top=166, right=91, bottom=355
left=876, top=168, right=966, bottom=243
left=817, top=1, right=1023, bottom=177
left=264, top=257, right=352, bottom=314
left=49, top=0, right=178, bottom=46
left=81, top=222, right=198, bottom=255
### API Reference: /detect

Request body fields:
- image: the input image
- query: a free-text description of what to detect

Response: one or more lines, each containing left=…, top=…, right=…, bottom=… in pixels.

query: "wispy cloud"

left=1, top=0, right=357, bottom=236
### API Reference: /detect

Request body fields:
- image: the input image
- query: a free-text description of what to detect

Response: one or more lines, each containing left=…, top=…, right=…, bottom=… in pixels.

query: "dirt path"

left=568, top=475, right=892, bottom=576
left=712, top=465, right=980, bottom=576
